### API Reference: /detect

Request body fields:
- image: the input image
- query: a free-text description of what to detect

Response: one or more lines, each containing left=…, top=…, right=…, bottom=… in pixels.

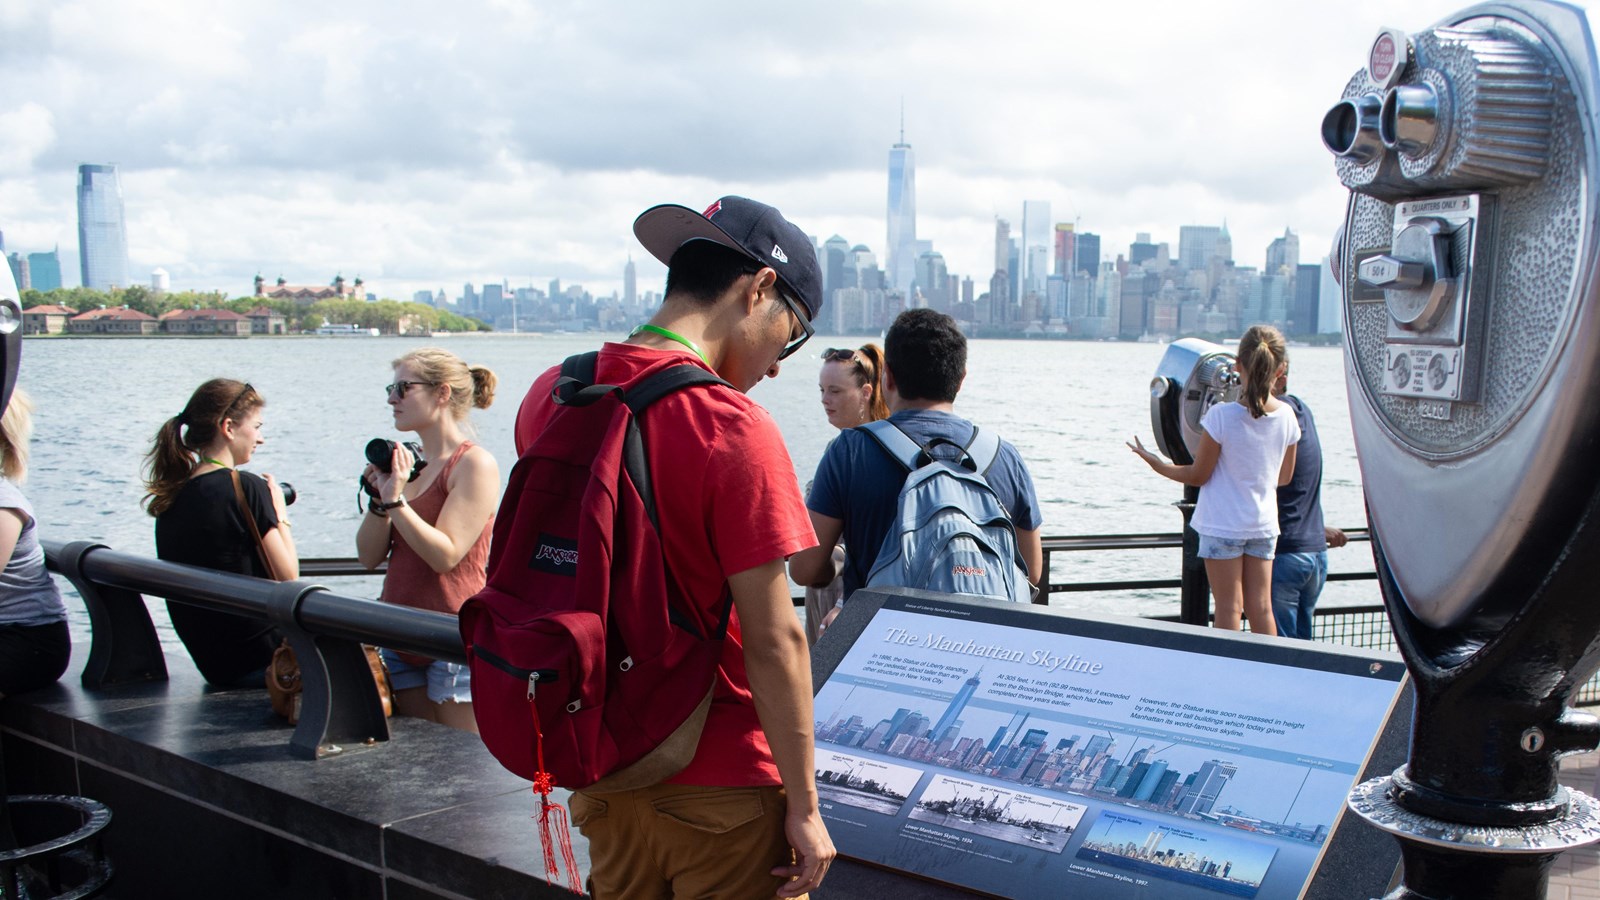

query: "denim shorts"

left=1197, top=533, right=1276, bottom=561
left=379, top=648, right=472, bottom=704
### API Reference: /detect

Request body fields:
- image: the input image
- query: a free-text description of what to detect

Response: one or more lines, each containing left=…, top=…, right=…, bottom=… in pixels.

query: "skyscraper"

left=1178, top=226, right=1222, bottom=272
left=1266, top=228, right=1300, bottom=275
left=930, top=670, right=982, bottom=742
left=1291, top=262, right=1322, bottom=335
left=1054, top=224, right=1077, bottom=277
left=6, top=253, right=29, bottom=291
left=623, top=256, right=637, bottom=310
left=886, top=122, right=917, bottom=292
left=1021, top=201, right=1051, bottom=295
left=77, top=164, right=130, bottom=291
left=1075, top=233, right=1102, bottom=277
left=1176, top=760, right=1238, bottom=816
left=28, top=249, right=62, bottom=292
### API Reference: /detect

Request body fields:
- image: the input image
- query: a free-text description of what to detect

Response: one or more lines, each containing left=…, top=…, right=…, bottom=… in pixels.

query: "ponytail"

left=856, top=343, right=891, bottom=422
left=1236, top=325, right=1287, bottom=418
left=469, top=365, right=497, bottom=410
left=144, top=378, right=262, bottom=517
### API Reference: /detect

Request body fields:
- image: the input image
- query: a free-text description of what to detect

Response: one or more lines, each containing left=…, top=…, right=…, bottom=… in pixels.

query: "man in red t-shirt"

left=514, top=196, right=834, bottom=899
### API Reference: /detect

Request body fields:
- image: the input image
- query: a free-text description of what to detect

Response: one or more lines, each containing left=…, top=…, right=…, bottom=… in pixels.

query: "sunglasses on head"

left=224, top=383, right=255, bottom=417
left=822, top=348, right=857, bottom=362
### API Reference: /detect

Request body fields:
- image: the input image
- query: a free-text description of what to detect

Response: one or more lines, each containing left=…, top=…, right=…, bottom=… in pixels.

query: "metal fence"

left=1039, top=530, right=1600, bottom=708
left=52, top=536, right=1600, bottom=721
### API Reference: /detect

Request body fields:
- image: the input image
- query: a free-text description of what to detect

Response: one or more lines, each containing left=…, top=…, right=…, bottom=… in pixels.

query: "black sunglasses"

left=774, top=287, right=813, bottom=361
left=743, top=267, right=813, bottom=361
left=822, top=348, right=856, bottom=362
left=385, top=380, right=439, bottom=399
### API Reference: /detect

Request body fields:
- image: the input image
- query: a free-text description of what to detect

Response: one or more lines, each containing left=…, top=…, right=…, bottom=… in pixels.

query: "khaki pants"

left=570, top=783, right=802, bottom=899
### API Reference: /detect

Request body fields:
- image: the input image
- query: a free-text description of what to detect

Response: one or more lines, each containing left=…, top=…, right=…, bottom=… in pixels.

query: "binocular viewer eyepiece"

left=1321, top=24, right=1554, bottom=200
left=1321, top=83, right=1441, bottom=165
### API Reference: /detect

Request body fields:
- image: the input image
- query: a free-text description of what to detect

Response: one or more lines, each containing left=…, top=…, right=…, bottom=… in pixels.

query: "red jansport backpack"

left=460, top=351, right=733, bottom=794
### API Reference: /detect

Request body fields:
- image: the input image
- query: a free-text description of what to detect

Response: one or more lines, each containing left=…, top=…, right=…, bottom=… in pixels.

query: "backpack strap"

left=621, top=364, right=737, bottom=642
left=621, top=365, right=731, bottom=529
left=964, top=427, right=1003, bottom=476
left=859, top=420, right=925, bottom=472
left=553, top=352, right=621, bottom=407
left=624, top=365, right=730, bottom=414
left=861, top=419, right=1004, bottom=476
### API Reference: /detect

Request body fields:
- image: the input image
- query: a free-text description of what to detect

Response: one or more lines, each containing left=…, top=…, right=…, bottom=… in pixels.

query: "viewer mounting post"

left=1324, top=4, right=1600, bottom=896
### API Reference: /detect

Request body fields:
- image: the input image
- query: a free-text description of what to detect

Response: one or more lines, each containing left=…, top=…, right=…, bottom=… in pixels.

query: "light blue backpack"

left=860, top=420, right=1031, bottom=602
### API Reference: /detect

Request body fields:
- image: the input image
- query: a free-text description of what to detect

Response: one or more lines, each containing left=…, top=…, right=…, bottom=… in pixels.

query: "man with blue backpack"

left=791, top=309, right=1044, bottom=630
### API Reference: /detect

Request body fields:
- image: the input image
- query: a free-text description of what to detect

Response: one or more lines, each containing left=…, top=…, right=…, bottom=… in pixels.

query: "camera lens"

left=365, top=438, right=396, bottom=474
left=278, top=481, right=297, bottom=506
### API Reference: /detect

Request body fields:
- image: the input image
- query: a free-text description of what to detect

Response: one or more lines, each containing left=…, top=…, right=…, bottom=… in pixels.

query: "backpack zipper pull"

left=527, top=671, right=541, bottom=700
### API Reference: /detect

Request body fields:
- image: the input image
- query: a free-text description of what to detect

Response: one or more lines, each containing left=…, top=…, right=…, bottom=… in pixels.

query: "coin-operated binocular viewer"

left=1148, top=339, right=1238, bottom=627
left=0, top=256, right=20, bottom=415
left=1323, top=2, right=1600, bottom=896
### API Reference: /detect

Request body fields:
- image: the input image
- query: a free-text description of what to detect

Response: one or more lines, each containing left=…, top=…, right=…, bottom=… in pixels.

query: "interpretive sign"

left=810, top=589, right=1410, bottom=899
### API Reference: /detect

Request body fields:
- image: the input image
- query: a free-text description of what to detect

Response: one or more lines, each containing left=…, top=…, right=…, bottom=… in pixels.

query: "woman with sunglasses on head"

left=0, top=391, right=73, bottom=698
left=806, top=344, right=890, bottom=644
left=357, top=348, right=499, bottom=733
left=145, top=379, right=296, bottom=686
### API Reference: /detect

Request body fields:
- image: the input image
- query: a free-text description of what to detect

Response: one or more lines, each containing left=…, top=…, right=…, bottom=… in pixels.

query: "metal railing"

left=46, top=540, right=464, bottom=760
left=1037, top=527, right=1375, bottom=597
left=43, top=532, right=1600, bottom=761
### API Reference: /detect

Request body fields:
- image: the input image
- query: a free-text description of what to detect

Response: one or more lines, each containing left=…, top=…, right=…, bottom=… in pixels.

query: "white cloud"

left=0, top=103, right=57, bottom=175
left=1, top=0, right=1595, bottom=299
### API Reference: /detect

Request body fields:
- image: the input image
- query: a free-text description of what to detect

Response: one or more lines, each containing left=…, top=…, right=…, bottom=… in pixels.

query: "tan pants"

left=570, top=783, right=802, bottom=899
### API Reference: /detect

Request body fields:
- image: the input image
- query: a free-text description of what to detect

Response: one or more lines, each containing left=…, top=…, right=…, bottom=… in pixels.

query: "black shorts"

left=0, top=619, right=71, bottom=696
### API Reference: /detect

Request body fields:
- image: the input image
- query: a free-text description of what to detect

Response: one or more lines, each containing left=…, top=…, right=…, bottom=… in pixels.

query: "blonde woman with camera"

left=356, top=348, right=499, bottom=732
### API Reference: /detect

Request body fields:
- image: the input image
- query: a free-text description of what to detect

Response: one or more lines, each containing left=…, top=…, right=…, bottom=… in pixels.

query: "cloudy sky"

left=2, top=0, right=1594, bottom=302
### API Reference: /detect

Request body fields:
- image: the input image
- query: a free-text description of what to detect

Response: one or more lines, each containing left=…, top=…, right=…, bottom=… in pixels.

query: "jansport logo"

left=529, top=534, right=579, bottom=576
left=952, top=565, right=987, bottom=577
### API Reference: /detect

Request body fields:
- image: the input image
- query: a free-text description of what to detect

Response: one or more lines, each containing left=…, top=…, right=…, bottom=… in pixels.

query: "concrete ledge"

left=0, top=646, right=587, bottom=900
left=0, top=646, right=962, bottom=899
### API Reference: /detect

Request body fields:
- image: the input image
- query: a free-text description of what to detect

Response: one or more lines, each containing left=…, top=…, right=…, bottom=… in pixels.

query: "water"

left=22, top=333, right=1371, bottom=628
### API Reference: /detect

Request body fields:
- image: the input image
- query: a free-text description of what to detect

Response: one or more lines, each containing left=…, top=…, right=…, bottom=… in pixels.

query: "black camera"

left=278, top=481, right=297, bottom=506
left=360, top=439, right=427, bottom=500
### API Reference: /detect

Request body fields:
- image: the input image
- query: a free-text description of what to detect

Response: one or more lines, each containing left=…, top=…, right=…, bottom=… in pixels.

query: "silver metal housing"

left=1148, top=338, right=1239, bottom=464
left=1330, top=1, right=1600, bottom=628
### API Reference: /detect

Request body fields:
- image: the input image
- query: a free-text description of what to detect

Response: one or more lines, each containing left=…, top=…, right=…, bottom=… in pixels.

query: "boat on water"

left=313, top=323, right=381, bottom=337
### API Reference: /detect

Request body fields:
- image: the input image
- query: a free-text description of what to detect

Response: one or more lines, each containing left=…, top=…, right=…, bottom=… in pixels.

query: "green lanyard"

left=201, top=457, right=231, bottom=469
left=631, top=324, right=709, bottom=365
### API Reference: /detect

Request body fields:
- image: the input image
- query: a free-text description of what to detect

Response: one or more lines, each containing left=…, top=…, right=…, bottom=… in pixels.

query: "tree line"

left=19, top=286, right=490, bottom=334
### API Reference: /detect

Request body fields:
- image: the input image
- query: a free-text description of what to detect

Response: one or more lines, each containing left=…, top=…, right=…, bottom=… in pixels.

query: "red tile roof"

left=72, top=307, right=156, bottom=321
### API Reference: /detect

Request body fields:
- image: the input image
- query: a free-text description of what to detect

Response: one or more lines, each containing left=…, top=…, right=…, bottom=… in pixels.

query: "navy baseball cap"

left=633, top=196, right=824, bottom=321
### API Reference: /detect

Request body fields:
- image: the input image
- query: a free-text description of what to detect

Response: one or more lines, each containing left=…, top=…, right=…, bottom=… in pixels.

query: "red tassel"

left=530, top=700, right=583, bottom=894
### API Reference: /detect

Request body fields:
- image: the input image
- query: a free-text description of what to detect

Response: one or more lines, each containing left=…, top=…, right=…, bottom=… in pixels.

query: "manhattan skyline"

left=4, top=0, right=1597, bottom=299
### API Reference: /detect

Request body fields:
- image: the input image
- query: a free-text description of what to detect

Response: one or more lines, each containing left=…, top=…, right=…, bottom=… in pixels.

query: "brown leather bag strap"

left=231, top=468, right=281, bottom=581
